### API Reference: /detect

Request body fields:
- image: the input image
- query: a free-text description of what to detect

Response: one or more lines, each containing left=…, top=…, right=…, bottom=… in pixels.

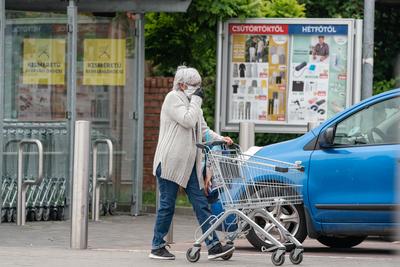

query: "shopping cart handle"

left=274, top=166, right=289, bottom=173
left=196, top=140, right=226, bottom=150
left=196, top=143, right=207, bottom=150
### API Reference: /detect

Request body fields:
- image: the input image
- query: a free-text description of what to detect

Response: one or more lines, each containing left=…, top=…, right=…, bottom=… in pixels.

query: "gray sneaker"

left=208, top=243, right=235, bottom=260
left=149, top=246, right=175, bottom=260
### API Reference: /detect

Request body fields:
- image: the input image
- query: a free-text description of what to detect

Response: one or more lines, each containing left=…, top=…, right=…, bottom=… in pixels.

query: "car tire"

left=245, top=203, right=307, bottom=250
left=316, top=235, right=366, bottom=248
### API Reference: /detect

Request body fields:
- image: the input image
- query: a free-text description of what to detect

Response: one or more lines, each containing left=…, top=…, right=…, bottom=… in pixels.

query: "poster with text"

left=23, top=38, right=66, bottom=85
left=288, top=33, right=348, bottom=124
left=228, top=24, right=288, bottom=124
left=83, top=39, right=126, bottom=86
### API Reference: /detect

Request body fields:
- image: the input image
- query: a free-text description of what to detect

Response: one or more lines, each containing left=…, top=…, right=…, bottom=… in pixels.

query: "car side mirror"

left=319, top=127, right=335, bottom=148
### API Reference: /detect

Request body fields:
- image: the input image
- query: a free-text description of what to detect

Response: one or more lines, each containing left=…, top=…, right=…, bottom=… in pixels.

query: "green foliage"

left=202, top=77, right=217, bottom=127
left=145, top=0, right=305, bottom=77
left=145, top=0, right=305, bottom=136
left=262, top=0, right=306, bottom=18
left=373, top=79, right=398, bottom=95
left=299, top=0, right=400, bottom=94
left=299, top=0, right=363, bottom=18
left=143, top=191, right=191, bottom=207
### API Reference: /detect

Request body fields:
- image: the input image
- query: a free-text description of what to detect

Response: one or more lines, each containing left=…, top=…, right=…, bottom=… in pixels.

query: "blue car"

left=217, top=89, right=400, bottom=250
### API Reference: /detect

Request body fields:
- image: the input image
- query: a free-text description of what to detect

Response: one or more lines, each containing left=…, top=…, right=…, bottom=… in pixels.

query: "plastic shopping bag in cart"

left=202, top=131, right=221, bottom=204
left=204, top=166, right=220, bottom=204
left=203, top=131, right=238, bottom=232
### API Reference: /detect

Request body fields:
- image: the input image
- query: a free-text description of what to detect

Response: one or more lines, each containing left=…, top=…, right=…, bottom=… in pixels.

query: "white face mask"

left=184, top=85, right=197, bottom=98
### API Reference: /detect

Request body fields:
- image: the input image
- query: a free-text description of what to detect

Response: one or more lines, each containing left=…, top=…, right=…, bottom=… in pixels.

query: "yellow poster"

left=83, top=39, right=126, bottom=86
left=23, top=39, right=66, bottom=85
left=232, top=35, right=246, bottom=62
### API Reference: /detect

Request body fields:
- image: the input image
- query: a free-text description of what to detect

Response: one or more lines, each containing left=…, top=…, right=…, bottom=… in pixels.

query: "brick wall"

left=143, top=77, right=174, bottom=191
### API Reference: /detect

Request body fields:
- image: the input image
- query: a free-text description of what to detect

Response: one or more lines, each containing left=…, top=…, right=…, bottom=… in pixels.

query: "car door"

left=308, top=95, right=400, bottom=224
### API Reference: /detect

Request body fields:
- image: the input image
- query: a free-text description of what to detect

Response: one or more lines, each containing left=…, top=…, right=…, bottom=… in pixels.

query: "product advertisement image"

left=218, top=19, right=362, bottom=133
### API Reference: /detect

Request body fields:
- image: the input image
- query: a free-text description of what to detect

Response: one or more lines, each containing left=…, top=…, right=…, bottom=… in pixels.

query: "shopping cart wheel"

left=43, top=207, right=50, bottom=221
left=35, top=208, right=43, bottom=221
left=1, top=209, right=6, bottom=222
left=27, top=209, right=35, bottom=221
left=186, top=247, right=201, bottom=263
left=221, top=252, right=233, bottom=261
left=10, top=209, right=16, bottom=222
left=50, top=208, right=58, bottom=221
left=271, top=250, right=285, bottom=266
left=57, top=207, right=65, bottom=221
left=102, top=203, right=109, bottom=216
left=108, top=201, right=117, bottom=215
left=5, top=209, right=11, bottom=222
left=289, top=250, right=303, bottom=265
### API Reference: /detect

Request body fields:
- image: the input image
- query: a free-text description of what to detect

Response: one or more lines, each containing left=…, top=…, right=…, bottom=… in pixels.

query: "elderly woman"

left=149, top=66, right=234, bottom=260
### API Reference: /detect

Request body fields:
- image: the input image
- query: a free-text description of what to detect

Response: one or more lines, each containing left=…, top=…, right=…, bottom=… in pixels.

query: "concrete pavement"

left=0, top=214, right=399, bottom=267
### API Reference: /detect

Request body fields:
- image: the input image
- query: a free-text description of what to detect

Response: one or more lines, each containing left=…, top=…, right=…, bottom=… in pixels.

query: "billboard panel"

left=219, top=19, right=358, bottom=133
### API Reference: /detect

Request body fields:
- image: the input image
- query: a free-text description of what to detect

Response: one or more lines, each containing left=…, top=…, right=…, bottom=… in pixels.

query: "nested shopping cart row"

left=1, top=175, right=66, bottom=222
left=1, top=122, right=117, bottom=223
left=1, top=175, right=117, bottom=223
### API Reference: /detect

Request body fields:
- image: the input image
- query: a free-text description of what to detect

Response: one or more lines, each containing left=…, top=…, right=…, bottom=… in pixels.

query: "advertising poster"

left=287, top=25, right=349, bottom=124
left=83, top=39, right=126, bottom=86
left=267, top=35, right=288, bottom=122
left=22, top=38, right=66, bottom=85
left=222, top=20, right=355, bottom=132
left=228, top=24, right=288, bottom=123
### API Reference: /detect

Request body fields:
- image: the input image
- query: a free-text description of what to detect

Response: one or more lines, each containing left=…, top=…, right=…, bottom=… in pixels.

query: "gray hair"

left=172, top=65, right=202, bottom=91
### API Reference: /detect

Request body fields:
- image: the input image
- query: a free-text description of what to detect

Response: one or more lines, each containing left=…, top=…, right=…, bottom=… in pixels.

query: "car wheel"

left=245, top=203, right=307, bottom=250
left=317, top=235, right=366, bottom=248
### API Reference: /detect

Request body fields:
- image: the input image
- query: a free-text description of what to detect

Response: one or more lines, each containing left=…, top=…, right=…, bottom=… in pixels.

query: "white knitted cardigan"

left=152, top=89, right=223, bottom=188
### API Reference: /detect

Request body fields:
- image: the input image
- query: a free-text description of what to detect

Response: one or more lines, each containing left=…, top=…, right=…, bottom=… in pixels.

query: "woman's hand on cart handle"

left=196, top=138, right=237, bottom=150
left=222, top=136, right=233, bottom=145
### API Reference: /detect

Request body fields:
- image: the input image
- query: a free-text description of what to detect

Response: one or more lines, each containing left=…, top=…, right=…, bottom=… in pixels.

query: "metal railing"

left=91, top=139, right=113, bottom=222
left=17, top=139, right=44, bottom=226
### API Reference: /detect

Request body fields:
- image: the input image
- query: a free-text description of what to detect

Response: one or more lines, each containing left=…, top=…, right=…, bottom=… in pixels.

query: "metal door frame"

left=0, top=0, right=5, bottom=224
left=66, top=0, right=78, bottom=220
left=131, top=14, right=144, bottom=216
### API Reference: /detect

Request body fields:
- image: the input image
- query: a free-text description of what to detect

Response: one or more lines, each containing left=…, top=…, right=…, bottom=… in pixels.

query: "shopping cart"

left=186, top=141, right=304, bottom=266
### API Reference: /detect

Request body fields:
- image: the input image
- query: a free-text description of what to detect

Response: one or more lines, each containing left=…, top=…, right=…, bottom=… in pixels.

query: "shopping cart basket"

left=186, top=141, right=304, bottom=266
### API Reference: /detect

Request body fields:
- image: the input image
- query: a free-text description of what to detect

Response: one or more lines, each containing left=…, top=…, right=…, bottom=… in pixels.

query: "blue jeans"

left=151, top=164, right=220, bottom=250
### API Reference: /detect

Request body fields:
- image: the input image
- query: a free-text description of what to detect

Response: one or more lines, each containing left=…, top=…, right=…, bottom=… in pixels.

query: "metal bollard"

left=70, top=121, right=90, bottom=249
left=92, top=139, right=113, bottom=222
left=239, top=122, right=255, bottom=151
left=17, top=139, right=44, bottom=226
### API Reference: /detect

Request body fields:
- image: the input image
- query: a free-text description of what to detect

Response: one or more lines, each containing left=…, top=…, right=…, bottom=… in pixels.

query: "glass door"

left=1, top=10, right=70, bottom=223
left=76, top=13, right=137, bottom=215
left=0, top=9, right=139, bottom=224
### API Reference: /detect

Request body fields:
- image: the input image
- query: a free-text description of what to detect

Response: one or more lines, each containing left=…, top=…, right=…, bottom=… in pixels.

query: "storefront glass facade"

left=1, top=9, right=141, bottom=222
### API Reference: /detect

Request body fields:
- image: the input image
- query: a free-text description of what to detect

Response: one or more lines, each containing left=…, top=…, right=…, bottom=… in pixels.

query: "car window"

left=333, top=96, right=400, bottom=146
